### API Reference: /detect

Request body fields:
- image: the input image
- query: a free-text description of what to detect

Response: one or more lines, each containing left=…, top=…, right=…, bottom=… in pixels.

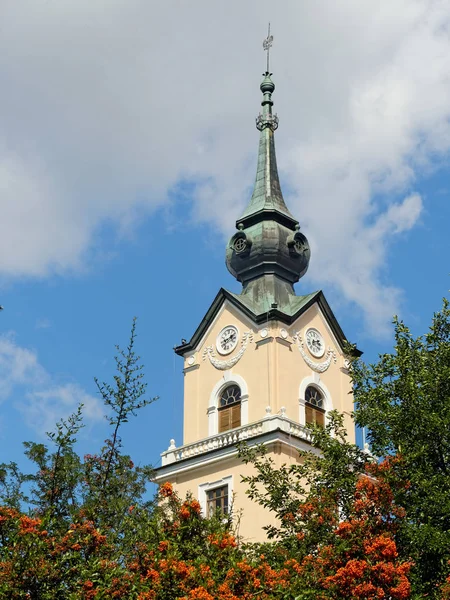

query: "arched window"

left=305, top=386, right=325, bottom=427
left=218, top=384, right=241, bottom=433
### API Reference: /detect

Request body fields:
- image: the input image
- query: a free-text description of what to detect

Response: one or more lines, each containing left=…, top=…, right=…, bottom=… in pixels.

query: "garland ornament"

left=292, top=332, right=337, bottom=373
left=202, top=330, right=254, bottom=370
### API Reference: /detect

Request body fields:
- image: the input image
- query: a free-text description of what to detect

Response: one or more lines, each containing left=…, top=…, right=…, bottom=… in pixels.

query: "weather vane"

left=262, top=23, right=273, bottom=73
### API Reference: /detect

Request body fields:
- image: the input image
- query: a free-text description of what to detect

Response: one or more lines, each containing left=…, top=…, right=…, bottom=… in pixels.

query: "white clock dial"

left=216, top=325, right=239, bottom=355
left=305, top=328, right=325, bottom=358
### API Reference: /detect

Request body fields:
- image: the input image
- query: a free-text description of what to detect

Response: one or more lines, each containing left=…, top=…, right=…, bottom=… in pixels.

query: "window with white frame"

left=218, top=384, right=241, bottom=432
left=198, top=476, right=233, bottom=517
left=208, top=374, right=249, bottom=436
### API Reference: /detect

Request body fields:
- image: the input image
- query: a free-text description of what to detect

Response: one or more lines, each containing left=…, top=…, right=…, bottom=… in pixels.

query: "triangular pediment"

left=174, top=288, right=361, bottom=357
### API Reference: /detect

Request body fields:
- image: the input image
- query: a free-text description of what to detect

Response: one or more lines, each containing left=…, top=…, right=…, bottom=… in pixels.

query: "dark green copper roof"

left=228, top=279, right=318, bottom=316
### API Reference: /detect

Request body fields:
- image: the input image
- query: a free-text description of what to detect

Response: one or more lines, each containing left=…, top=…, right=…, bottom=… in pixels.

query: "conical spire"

left=237, top=72, right=297, bottom=228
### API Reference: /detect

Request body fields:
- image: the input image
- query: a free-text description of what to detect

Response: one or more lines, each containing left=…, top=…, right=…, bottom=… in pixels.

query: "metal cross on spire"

left=262, top=23, right=273, bottom=73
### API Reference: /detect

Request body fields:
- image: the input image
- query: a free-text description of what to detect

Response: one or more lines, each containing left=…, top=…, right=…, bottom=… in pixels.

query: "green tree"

left=239, top=414, right=412, bottom=599
left=82, top=317, right=156, bottom=531
left=0, top=319, right=241, bottom=600
left=0, top=320, right=156, bottom=597
left=239, top=413, right=367, bottom=547
left=2, top=314, right=435, bottom=599
left=353, top=297, right=450, bottom=598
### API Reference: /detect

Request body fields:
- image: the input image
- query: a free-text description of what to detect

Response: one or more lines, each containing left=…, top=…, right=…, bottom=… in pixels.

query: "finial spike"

left=262, top=22, right=273, bottom=74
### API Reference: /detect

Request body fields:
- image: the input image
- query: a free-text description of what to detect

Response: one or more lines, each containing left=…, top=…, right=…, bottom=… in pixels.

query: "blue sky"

left=0, top=1, right=449, bottom=489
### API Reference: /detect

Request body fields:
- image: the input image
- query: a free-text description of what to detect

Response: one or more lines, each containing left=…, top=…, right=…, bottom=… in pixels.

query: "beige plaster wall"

left=181, top=300, right=355, bottom=446
left=167, top=443, right=301, bottom=543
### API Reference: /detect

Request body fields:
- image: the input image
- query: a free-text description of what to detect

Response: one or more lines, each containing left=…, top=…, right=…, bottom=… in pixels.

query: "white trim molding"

left=299, top=374, right=333, bottom=426
left=203, top=330, right=254, bottom=370
left=293, top=332, right=337, bottom=373
left=208, top=372, right=249, bottom=436
left=198, top=474, right=233, bottom=517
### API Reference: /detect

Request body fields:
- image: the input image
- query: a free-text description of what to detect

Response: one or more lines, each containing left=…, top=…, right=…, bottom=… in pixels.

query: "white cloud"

left=0, top=1, right=449, bottom=333
left=0, top=334, right=103, bottom=435
left=0, top=335, right=46, bottom=400
left=19, top=384, right=103, bottom=437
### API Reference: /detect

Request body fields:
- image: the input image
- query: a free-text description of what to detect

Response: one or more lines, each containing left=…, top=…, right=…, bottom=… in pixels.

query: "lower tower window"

left=305, top=386, right=325, bottom=427
left=218, top=384, right=241, bottom=432
left=206, top=485, right=229, bottom=517
left=199, top=476, right=233, bottom=518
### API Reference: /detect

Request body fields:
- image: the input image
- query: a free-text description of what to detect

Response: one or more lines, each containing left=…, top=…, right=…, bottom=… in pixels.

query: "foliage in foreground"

left=353, top=297, right=450, bottom=598
left=0, top=473, right=413, bottom=599
left=239, top=414, right=413, bottom=599
left=1, top=299, right=450, bottom=598
left=0, top=407, right=417, bottom=599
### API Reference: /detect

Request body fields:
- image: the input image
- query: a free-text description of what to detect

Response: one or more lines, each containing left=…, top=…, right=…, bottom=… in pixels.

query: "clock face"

left=216, top=325, right=239, bottom=355
left=305, top=328, right=325, bottom=358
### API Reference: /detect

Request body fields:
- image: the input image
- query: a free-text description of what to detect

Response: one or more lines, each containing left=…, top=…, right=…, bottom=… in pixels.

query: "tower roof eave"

left=236, top=206, right=298, bottom=230
left=174, top=288, right=362, bottom=357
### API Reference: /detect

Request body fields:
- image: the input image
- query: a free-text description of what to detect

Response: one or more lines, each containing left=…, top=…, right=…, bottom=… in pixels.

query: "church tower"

left=154, top=38, right=359, bottom=542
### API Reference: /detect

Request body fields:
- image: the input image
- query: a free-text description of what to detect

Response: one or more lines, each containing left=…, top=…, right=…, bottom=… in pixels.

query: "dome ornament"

left=256, top=112, right=279, bottom=131
left=287, top=230, right=311, bottom=261
left=230, top=230, right=252, bottom=256
left=233, top=237, right=247, bottom=253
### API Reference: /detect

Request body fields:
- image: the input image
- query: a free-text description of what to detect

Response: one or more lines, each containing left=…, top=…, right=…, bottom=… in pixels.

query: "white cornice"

left=154, top=422, right=318, bottom=482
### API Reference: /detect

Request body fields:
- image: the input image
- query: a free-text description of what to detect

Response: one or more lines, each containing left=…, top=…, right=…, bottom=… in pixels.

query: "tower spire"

left=237, top=28, right=296, bottom=229
left=225, top=28, right=311, bottom=313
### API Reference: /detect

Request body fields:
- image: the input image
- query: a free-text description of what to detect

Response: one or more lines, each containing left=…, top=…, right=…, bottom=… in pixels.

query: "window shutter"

left=316, top=410, right=325, bottom=428
left=219, top=407, right=231, bottom=433
left=231, top=403, right=241, bottom=429
left=305, top=405, right=325, bottom=428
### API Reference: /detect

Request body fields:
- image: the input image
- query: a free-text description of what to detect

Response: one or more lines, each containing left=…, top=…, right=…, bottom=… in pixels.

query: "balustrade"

left=161, top=415, right=311, bottom=466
